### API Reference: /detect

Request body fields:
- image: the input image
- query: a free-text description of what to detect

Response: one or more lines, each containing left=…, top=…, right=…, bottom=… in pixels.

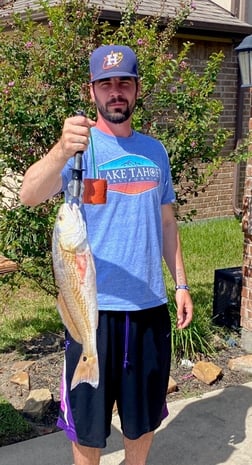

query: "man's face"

left=90, top=77, right=138, bottom=124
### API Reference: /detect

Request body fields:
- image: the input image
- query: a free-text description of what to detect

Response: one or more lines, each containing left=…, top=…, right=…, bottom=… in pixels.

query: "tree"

left=0, top=0, right=232, bottom=294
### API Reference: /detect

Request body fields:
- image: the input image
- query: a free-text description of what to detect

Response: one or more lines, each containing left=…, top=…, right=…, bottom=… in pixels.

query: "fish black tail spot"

left=71, top=353, right=99, bottom=390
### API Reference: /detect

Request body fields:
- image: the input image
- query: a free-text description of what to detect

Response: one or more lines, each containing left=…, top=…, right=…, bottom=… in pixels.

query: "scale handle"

left=71, top=110, right=86, bottom=198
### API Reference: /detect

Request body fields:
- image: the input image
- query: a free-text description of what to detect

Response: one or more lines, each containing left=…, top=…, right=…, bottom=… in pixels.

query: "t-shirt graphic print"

left=98, top=154, right=160, bottom=195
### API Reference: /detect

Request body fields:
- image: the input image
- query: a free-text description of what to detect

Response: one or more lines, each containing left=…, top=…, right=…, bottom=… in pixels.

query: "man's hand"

left=175, top=289, right=193, bottom=329
left=60, top=114, right=96, bottom=161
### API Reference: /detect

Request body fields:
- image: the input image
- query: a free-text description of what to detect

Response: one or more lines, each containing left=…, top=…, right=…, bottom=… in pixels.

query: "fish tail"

left=70, top=353, right=99, bottom=390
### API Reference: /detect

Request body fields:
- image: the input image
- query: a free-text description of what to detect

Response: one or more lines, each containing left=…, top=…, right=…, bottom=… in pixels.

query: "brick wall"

left=169, top=36, right=250, bottom=220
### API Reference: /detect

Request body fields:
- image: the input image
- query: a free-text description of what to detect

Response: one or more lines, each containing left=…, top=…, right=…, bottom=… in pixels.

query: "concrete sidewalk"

left=1, top=382, right=252, bottom=465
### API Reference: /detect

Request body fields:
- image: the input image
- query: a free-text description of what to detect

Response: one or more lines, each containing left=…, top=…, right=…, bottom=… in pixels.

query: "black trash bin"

left=212, top=266, right=242, bottom=328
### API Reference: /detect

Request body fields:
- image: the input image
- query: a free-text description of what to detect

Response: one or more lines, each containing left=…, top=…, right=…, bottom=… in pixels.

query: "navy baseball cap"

left=89, top=45, right=139, bottom=83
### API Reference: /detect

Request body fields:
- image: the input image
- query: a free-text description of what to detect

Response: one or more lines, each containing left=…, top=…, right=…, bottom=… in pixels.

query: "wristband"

left=175, top=284, right=190, bottom=291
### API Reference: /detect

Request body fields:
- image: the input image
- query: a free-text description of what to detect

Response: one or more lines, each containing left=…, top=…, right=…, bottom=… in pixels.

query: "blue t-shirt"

left=61, top=127, right=175, bottom=311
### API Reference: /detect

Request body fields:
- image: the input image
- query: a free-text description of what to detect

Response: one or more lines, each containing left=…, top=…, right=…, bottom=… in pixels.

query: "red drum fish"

left=52, top=202, right=99, bottom=390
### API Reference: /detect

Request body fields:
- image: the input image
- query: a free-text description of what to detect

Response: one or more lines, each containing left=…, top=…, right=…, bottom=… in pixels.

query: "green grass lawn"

left=165, top=217, right=243, bottom=312
left=0, top=284, right=62, bottom=353
left=164, top=217, right=243, bottom=358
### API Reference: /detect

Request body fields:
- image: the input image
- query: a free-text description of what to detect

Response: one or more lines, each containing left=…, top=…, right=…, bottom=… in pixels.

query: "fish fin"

left=70, top=353, right=99, bottom=390
left=57, top=292, right=82, bottom=344
left=75, top=252, right=87, bottom=283
left=76, top=251, right=99, bottom=329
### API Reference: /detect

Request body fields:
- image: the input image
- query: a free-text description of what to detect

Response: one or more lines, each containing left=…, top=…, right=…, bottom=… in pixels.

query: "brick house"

left=1, top=0, right=252, bottom=220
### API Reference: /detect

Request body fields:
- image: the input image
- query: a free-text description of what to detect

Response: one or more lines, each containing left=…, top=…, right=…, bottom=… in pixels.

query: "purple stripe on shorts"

left=123, top=312, right=130, bottom=369
left=57, top=357, right=78, bottom=443
left=162, top=401, right=169, bottom=420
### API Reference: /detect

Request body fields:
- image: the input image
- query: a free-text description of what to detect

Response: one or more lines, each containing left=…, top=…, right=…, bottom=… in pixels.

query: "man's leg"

left=124, top=431, right=154, bottom=465
left=72, top=442, right=101, bottom=465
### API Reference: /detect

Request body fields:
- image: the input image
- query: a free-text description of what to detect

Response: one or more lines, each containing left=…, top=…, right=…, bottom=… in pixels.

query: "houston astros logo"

left=103, top=51, right=123, bottom=69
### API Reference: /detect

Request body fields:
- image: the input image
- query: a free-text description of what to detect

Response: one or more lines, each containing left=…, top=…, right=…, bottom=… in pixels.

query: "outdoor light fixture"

left=235, top=34, right=252, bottom=87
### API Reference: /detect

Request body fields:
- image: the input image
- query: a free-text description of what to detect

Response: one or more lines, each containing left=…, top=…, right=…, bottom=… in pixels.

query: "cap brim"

left=90, top=71, right=138, bottom=83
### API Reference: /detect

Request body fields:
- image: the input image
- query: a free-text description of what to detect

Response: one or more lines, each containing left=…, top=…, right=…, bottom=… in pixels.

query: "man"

left=20, top=45, right=193, bottom=465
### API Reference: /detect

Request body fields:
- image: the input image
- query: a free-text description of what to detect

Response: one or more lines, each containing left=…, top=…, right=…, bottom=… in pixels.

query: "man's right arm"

left=20, top=114, right=95, bottom=207
left=20, top=141, right=65, bottom=206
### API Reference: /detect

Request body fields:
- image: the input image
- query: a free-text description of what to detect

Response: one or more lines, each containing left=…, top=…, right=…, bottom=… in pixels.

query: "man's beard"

left=95, top=96, right=135, bottom=124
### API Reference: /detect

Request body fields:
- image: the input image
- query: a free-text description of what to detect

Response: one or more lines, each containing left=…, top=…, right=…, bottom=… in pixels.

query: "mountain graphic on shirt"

left=98, top=155, right=160, bottom=195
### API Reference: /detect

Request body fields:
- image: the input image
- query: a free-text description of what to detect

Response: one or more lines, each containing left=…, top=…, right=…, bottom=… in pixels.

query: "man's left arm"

left=162, top=203, right=193, bottom=329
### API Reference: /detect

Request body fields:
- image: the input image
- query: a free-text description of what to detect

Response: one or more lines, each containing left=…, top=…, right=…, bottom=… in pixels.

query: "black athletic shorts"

left=57, top=304, right=171, bottom=448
